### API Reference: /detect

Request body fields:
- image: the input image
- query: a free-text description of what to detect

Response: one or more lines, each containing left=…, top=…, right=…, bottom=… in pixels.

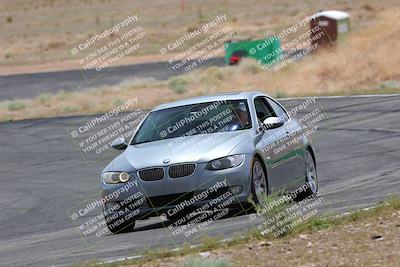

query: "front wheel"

left=103, top=204, right=135, bottom=234
left=251, top=158, right=268, bottom=204
left=296, top=150, right=318, bottom=200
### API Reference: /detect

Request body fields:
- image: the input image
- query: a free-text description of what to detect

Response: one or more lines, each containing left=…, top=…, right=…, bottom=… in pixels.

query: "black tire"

left=103, top=204, right=135, bottom=234
left=295, top=149, right=318, bottom=201
left=250, top=157, right=268, bottom=205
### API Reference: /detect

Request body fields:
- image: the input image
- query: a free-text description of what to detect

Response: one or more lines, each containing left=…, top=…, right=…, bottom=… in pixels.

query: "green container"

left=224, top=36, right=282, bottom=66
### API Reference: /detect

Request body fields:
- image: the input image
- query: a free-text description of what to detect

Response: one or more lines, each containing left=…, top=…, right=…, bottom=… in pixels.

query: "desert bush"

left=238, top=58, right=263, bottom=74
left=63, top=104, right=79, bottom=113
left=274, top=90, right=287, bottom=98
left=8, top=101, right=27, bottom=111
left=169, top=77, right=188, bottom=94
left=56, top=90, right=71, bottom=100
left=252, top=190, right=295, bottom=238
left=112, top=98, right=124, bottom=107
left=184, top=257, right=231, bottom=267
left=37, top=93, right=51, bottom=104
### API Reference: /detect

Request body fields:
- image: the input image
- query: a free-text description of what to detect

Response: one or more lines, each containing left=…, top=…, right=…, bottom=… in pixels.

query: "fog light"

left=229, top=185, right=242, bottom=195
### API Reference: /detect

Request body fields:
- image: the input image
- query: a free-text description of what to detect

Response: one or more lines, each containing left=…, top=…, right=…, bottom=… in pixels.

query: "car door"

left=253, top=97, right=293, bottom=192
left=265, top=97, right=306, bottom=191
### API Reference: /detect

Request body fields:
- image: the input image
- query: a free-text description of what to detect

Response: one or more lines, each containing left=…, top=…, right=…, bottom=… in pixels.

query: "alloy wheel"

left=252, top=160, right=267, bottom=203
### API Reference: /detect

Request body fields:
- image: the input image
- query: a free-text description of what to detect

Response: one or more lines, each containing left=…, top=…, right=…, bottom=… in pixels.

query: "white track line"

left=99, top=243, right=202, bottom=265
left=280, top=93, right=400, bottom=101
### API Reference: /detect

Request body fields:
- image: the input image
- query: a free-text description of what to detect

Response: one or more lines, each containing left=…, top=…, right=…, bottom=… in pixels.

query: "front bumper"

left=100, top=154, right=253, bottom=220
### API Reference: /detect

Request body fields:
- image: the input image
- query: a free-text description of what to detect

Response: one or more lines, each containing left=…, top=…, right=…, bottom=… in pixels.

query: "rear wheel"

left=251, top=158, right=268, bottom=204
left=305, top=150, right=318, bottom=195
left=296, top=150, right=318, bottom=200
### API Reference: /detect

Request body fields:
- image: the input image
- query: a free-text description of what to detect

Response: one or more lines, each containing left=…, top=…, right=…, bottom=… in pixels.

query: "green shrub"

left=56, top=90, right=71, bottom=100
left=184, top=257, right=231, bottom=267
left=304, top=217, right=332, bottom=231
left=252, top=190, right=295, bottom=238
left=169, top=77, right=188, bottom=94
left=0, top=102, right=7, bottom=110
left=379, top=80, right=400, bottom=90
left=201, top=235, right=220, bottom=250
left=204, top=66, right=224, bottom=81
left=37, top=93, right=51, bottom=104
left=239, top=58, right=263, bottom=74
left=63, top=104, right=79, bottom=113
left=198, top=67, right=225, bottom=90
left=275, top=90, right=287, bottom=98
left=8, top=101, right=27, bottom=111
left=113, top=98, right=124, bottom=107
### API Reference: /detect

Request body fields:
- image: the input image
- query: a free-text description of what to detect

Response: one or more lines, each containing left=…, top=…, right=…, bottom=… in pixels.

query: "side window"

left=254, top=97, right=275, bottom=122
left=266, top=98, right=289, bottom=122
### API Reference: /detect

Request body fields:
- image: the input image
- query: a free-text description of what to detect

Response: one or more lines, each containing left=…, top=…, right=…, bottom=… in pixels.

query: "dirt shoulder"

left=94, top=198, right=400, bottom=267
left=187, top=210, right=400, bottom=267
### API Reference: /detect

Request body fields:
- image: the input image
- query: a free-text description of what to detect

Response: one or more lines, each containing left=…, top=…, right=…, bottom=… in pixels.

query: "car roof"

left=152, top=91, right=266, bottom=111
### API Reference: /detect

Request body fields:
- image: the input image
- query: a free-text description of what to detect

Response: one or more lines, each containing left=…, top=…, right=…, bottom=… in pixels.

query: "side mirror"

left=111, top=137, right=128, bottom=150
left=263, top=117, right=284, bottom=130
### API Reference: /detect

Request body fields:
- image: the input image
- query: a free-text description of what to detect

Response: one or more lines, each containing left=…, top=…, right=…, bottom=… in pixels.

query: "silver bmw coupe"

left=101, top=91, right=318, bottom=233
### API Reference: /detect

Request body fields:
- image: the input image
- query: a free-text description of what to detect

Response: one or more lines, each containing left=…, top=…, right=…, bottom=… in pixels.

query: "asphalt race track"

left=0, top=58, right=225, bottom=101
left=1, top=95, right=400, bottom=266
left=0, top=50, right=309, bottom=102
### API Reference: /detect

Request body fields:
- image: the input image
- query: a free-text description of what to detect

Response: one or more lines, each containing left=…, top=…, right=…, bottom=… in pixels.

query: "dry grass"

left=0, top=0, right=398, bottom=73
left=176, top=8, right=400, bottom=97
left=0, top=82, right=174, bottom=121
left=0, top=6, right=399, bottom=122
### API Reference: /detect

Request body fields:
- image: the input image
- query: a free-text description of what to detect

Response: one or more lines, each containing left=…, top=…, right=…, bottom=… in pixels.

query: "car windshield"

left=132, top=100, right=252, bottom=144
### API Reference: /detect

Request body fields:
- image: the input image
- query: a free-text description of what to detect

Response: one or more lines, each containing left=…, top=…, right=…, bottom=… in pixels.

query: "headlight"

left=102, top=172, right=131, bottom=184
left=206, top=155, right=245, bottom=170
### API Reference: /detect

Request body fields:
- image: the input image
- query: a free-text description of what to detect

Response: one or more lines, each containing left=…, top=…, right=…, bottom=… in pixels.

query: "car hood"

left=106, top=130, right=252, bottom=171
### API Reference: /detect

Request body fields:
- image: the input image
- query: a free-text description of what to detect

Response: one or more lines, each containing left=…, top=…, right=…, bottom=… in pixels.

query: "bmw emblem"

left=163, top=159, right=170, bottom=164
